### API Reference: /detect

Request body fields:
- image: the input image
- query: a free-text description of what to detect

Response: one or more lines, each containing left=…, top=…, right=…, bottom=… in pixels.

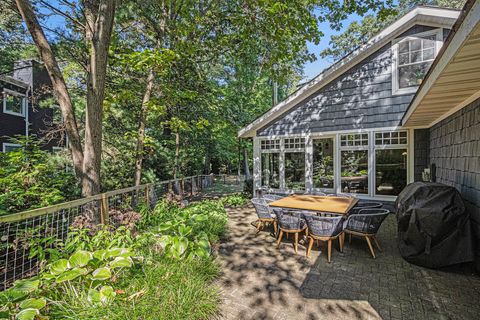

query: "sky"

left=302, top=13, right=366, bottom=82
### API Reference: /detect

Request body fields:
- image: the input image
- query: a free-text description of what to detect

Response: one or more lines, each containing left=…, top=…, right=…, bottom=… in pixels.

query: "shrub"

left=220, top=193, right=248, bottom=207
left=0, top=137, right=80, bottom=215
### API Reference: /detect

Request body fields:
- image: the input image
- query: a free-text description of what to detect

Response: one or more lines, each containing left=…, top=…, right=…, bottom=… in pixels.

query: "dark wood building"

left=0, top=59, right=65, bottom=152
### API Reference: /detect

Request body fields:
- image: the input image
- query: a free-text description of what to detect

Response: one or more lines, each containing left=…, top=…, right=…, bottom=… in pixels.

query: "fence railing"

left=0, top=174, right=216, bottom=291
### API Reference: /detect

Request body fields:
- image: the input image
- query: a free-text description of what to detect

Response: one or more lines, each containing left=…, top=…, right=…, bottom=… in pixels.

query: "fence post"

left=191, top=177, right=194, bottom=197
left=181, top=178, right=185, bottom=197
left=144, top=185, right=150, bottom=206
left=223, top=174, right=226, bottom=184
left=100, top=193, right=109, bottom=225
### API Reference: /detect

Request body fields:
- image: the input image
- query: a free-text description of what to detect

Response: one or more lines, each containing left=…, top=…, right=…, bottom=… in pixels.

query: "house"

left=0, top=59, right=65, bottom=152
left=238, top=5, right=465, bottom=202
left=401, top=0, right=480, bottom=269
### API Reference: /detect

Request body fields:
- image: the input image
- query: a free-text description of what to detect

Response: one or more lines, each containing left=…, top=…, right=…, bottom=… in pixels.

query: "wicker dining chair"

left=349, top=201, right=383, bottom=215
left=343, top=208, right=390, bottom=258
left=304, top=215, right=344, bottom=262
left=327, top=193, right=354, bottom=198
left=263, top=194, right=284, bottom=203
left=251, top=198, right=277, bottom=235
left=304, top=190, right=327, bottom=196
left=274, top=208, right=307, bottom=253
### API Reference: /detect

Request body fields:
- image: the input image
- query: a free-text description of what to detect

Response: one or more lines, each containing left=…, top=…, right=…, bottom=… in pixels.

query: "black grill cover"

left=395, top=182, right=475, bottom=268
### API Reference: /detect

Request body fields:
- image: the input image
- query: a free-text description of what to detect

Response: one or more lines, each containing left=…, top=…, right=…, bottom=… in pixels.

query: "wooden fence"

left=0, top=174, right=217, bottom=290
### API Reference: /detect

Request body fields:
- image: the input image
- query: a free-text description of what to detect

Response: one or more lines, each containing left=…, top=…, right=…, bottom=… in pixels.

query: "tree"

left=321, top=0, right=467, bottom=61
left=14, top=0, right=116, bottom=196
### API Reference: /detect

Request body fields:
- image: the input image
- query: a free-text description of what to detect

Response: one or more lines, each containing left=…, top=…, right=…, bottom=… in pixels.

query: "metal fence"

left=0, top=174, right=215, bottom=291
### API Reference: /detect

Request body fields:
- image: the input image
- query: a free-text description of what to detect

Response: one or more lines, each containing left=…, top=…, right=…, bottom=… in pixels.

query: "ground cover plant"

left=0, top=198, right=228, bottom=320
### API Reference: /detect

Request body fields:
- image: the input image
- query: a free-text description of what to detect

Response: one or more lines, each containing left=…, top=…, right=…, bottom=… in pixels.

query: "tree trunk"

left=133, top=70, right=155, bottom=186
left=15, top=0, right=84, bottom=180
left=82, top=0, right=116, bottom=196
left=173, top=130, right=180, bottom=180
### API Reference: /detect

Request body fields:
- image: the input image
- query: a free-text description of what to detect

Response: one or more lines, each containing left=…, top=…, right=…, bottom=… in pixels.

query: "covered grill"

left=395, top=182, right=475, bottom=268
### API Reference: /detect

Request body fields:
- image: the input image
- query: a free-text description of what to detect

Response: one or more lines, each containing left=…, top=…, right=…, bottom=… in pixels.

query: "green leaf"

left=106, top=248, right=133, bottom=258
left=15, top=309, right=38, bottom=320
left=109, top=256, right=133, bottom=268
left=13, top=280, right=40, bottom=293
left=19, top=298, right=46, bottom=310
left=99, top=285, right=116, bottom=305
left=91, top=267, right=111, bottom=280
left=49, top=259, right=69, bottom=275
left=178, top=225, right=192, bottom=237
left=87, top=289, right=101, bottom=305
left=69, top=250, right=92, bottom=267
left=0, top=289, right=28, bottom=303
left=55, top=268, right=86, bottom=283
left=93, top=249, right=107, bottom=260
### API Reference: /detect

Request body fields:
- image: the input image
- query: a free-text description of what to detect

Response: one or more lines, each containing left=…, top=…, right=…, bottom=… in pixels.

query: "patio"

left=217, top=204, right=480, bottom=320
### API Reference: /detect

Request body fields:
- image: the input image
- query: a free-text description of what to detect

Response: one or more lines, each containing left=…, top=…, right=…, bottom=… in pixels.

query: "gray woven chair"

left=304, top=215, right=344, bottom=262
left=263, top=194, right=284, bottom=203
left=274, top=208, right=307, bottom=253
left=251, top=198, right=277, bottom=235
left=327, top=193, right=354, bottom=198
left=343, top=208, right=390, bottom=258
left=304, top=190, right=327, bottom=196
left=349, top=201, right=383, bottom=215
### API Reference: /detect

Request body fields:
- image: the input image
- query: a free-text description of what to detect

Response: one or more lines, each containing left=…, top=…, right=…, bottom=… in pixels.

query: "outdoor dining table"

left=268, top=194, right=359, bottom=215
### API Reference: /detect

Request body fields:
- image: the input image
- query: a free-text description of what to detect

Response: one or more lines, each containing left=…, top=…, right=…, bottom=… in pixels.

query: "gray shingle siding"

left=257, top=25, right=448, bottom=137
left=429, top=98, right=480, bottom=260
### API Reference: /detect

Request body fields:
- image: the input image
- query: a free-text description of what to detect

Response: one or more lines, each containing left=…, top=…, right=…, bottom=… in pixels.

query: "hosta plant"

left=0, top=279, right=46, bottom=320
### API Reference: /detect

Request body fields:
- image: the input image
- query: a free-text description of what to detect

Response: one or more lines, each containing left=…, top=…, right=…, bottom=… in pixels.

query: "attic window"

left=392, top=29, right=443, bottom=95
left=2, top=89, right=26, bottom=117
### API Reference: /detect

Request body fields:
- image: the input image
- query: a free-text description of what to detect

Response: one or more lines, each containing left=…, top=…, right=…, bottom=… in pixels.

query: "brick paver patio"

left=216, top=204, right=480, bottom=320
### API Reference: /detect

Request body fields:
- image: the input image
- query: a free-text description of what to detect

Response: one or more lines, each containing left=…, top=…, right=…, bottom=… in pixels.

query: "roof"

left=402, top=0, right=480, bottom=127
left=238, top=6, right=460, bottom=138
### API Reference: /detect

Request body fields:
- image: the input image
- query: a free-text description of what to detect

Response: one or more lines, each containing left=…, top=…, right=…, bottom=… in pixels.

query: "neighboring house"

left=0, top=59, right=65, bottom=152
left=238, top=6, right=464, bottom=202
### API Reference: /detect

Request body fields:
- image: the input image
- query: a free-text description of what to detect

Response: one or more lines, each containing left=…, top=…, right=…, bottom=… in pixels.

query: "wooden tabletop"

left=269, top=195, right=359, bottom=215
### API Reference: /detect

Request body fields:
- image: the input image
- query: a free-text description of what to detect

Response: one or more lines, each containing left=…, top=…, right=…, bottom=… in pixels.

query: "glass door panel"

left=312, top=138, right=334, bottom=189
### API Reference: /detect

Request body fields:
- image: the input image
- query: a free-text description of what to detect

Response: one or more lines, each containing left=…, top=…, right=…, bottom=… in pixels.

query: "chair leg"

left=327, top=239, right=332, bottom=263
left=306, top=237, right=314, bottom=258
left=273, top=220, right=278, bottom=237
left=276, top=230, right=284, bottom=248
left=365, top=236, right=376, bottom=258
left=349, top=234, right=352, bottom=244
left=255, top=220, right=262, bottom=234
left=373, top=236, right=382, bottom=251
left=294, top=232, right=299, bottom=253
left=339, top=234, right=344, bottom=253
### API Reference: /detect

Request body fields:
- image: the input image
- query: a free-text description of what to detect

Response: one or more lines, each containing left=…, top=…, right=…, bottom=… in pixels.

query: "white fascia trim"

left=238, top=7, right=459, bottom=138
left=402, top=1, right=480, bottom=126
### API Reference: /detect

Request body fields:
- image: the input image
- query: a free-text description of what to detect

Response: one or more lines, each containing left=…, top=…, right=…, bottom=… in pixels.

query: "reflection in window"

left=376, top=149, right=408, bottom=196
left=341, top=150, right=368, bottom=194
left=398, top=34, right=436, bottom=89
left=3, top=91, right=25, bottom=116
left=261, top=153, right=279, bottom=188
left=285, top=152, right=305, bottom=190
left=313, top=138, right=334, bottom=189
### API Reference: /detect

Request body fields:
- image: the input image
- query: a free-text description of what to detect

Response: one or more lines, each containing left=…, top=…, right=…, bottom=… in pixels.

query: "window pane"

left=285, top=152, right=305, bottom=190
left=313, top=138, right=334, bottom=189
left=411, top=50, right=422, bottom=63
left=423, top=48, right=434, bottom=60
left=399, top=41, right=409, bottom=54
left=399, top=53, right=409, bottom=65
left=411, top=38, right=421, bottom=51
left=341, top=150, right=368, bottom=194
left=376, top=149, right=408, bottom=196
left=398, top=62, right=432, bottom=88
left=5, top=94, right=24, bottom=114
left=4, top=145, right=22, bottom=152
left=422, top=36, right=435, bottom=49
left=261, top=153, right=280, bottom=188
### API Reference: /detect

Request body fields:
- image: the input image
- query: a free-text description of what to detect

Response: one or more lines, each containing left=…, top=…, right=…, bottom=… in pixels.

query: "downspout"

left=25, top=86, right=30, bottom=139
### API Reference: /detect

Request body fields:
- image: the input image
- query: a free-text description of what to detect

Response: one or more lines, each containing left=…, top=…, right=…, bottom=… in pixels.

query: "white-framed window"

left=52, top=146, right=64, bottom=153
left=340, top=133, right=368, bottom=147
left=2, top=143, right=22, bottom=153
left=2, top=89, right=26, bottom=117
left=260, top=139, right=280, bottom=151
left=375, top=131, right=408, bottom=145
left=284, top=137, right=305, bottom=149
left=392, top=28, right=443, bottom=95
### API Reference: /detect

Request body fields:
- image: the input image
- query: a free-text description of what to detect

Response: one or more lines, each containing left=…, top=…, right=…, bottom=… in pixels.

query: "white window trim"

left=2, top=143, right=22, bottom=152
left=2, top=89, right=26, bottom=117
left=391, top=28, right=443, bottom=96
